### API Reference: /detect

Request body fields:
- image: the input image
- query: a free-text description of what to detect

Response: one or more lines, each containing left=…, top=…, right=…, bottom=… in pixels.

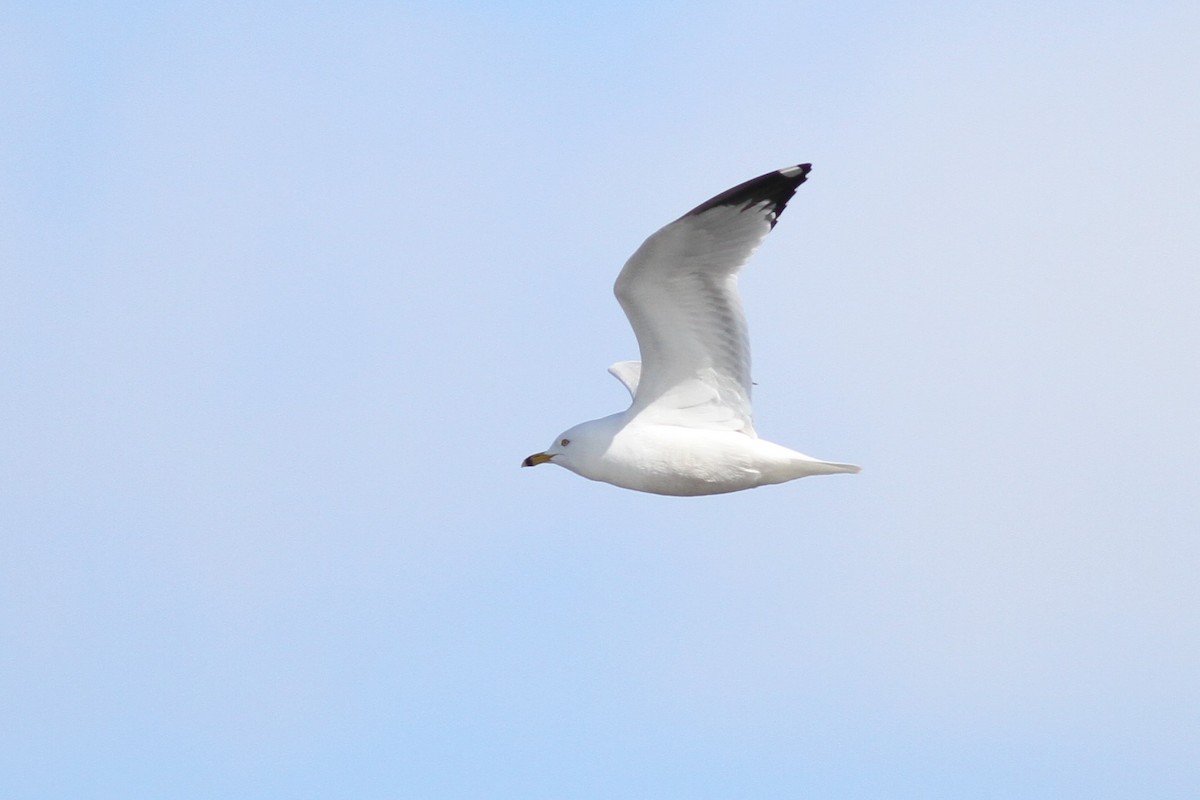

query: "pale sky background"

left=3, top=2, right=1199, bottom=798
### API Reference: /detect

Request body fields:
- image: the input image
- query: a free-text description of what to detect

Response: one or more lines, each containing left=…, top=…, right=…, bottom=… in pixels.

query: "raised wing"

left=613, top=164, right=811, bottom=434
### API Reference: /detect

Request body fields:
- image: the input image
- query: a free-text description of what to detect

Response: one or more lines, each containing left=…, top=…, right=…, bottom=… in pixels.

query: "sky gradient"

left=3, top=2, right=1199, bottom=798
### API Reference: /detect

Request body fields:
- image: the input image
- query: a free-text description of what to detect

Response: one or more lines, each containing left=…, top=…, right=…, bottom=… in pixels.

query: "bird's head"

left=522, top=417, right=620, bottom=477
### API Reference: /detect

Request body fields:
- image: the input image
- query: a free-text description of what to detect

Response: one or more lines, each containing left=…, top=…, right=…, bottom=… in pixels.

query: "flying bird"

left=523, top=164, right=859, bottom=496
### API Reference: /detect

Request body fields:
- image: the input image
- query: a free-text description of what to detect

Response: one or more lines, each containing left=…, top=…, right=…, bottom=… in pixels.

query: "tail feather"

left=793, top=456, right=861, bottom=477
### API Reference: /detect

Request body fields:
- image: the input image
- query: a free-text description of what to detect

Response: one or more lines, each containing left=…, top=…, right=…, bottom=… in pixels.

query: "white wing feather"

left=613, top=165, right=811, bottom=435
left=607, top=361, right=641, bottom=399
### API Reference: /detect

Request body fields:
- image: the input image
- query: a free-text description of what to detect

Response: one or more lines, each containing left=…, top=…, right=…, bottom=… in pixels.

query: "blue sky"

left=3, top=2, right=1198, bottom=798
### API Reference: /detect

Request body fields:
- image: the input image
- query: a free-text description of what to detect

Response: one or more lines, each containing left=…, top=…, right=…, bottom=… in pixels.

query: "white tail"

left=793, top=456, right=861, bottom=477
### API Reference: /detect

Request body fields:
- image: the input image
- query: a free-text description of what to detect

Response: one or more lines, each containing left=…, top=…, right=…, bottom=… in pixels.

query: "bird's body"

left=544, top=413, right=857, bottom=496
left=523, top=163, right=859, bottom=496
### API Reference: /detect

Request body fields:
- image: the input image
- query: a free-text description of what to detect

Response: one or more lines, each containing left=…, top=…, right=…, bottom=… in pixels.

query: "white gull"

left=523, top=164, right=859, bottom=496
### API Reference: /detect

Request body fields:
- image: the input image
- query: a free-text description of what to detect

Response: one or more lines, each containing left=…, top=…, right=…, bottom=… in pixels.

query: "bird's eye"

left=560, top=438, right=570, bottom=447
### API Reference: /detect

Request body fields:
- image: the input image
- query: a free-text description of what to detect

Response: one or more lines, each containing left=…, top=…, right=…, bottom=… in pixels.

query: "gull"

left=523, top=164, right=859, bottom=496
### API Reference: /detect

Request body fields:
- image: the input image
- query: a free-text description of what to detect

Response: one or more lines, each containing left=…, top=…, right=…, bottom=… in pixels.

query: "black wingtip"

left=683, top=163, right=812, bottom=227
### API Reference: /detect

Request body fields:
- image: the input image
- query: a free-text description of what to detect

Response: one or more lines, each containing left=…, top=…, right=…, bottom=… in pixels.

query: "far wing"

left=613, top=164, right=811, bottom=434
left=607, top=361, right=641, bottom=399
